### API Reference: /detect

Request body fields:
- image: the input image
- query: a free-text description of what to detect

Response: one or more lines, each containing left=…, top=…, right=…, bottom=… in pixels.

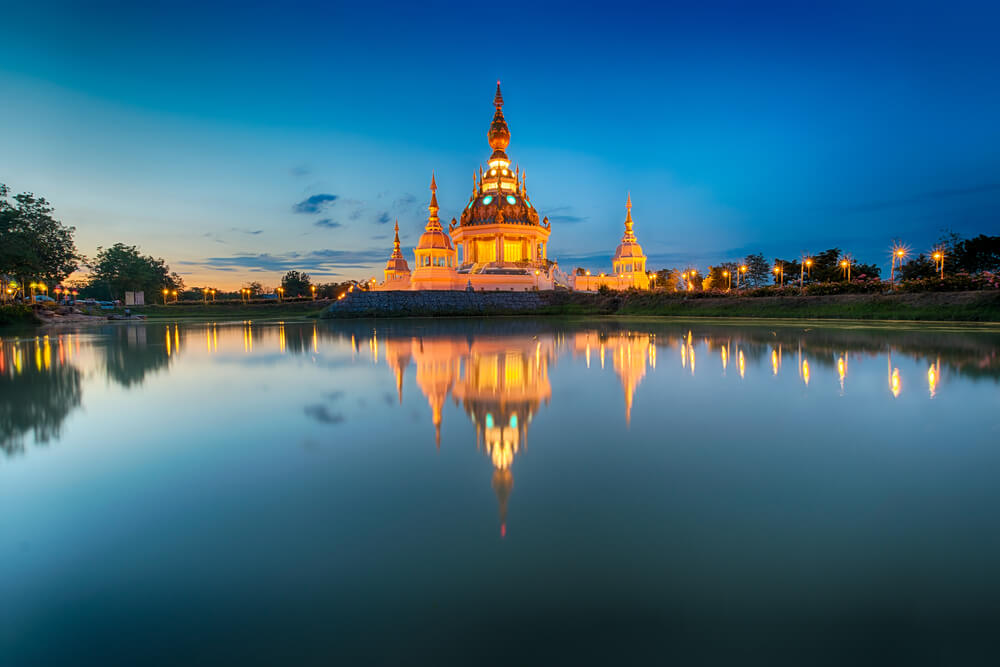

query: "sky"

left=1, top=0, right=999, bottom=288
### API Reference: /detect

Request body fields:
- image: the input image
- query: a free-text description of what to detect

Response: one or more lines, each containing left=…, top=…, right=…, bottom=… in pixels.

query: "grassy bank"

left=137, top=300, right=330, bottom=320
left=539, top=290, right=1000, bottom=322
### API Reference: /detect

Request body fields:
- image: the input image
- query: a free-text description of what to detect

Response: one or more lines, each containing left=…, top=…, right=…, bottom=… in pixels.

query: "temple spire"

left=487, top=82, right=510, bottom=160
left=623, top=193, right=636, bottom=242
left=426, top=172, right=441, bottom=231
left=494, top=81, right=504, bottom=109
left=390, top=219, right=403, bottom=258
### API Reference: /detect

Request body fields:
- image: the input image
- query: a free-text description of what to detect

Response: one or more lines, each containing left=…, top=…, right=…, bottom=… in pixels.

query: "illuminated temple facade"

left=373, top=83, right=654, bottom=292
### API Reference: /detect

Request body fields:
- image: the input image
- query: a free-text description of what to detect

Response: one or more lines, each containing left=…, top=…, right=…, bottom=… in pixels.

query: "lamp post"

left=310, top=285, right=317, bottom=300
left=722, top=270, right=731, bottom=291
left=277, top=286, right=284, bottom=302
left=203, top=288, right=209, bottom=304
left=773, top=263, right=784, bottom=287
left=840, top=258, right=851, bottom=282
left=211, top=289, right=216, bottom=302
left=534, top=269, right=540, bottom=291
left=163, top=288, right=169, bottom=305
left=932, top=250, right=945, bottom=279
left=171, top=290, right=178, bottom=303
left=70, top=289, right=78, bottom=303
left=800, top=258, right=812, bottom=289
left=890, top=245, right=907, bottom=287
left=738, top=264, right=747, bottom=289
left=54, top=286, right=63, bottom=302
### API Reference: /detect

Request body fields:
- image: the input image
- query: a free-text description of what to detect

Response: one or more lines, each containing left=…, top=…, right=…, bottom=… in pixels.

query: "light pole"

left=534, top=269, right=540, bottom=291
left=840, top=258, right=851, bottom=282
left=277, top=286, right=284, bottom=302
left=932, top=250, right=945, bottom=279
left=773, top=263, right=784, bottom=287
left=723, top=270, right=731, bottom=291
left=800, top=258, right=812, bottom=289
left=171, top=290, right=178, bottom=303
left=310, top=285, right=317, bottom=300
left=738, top=264, right=747, bottom=289
left=203, top=288, right=209, bottom=304
left=890, top=245, right=907, bottom=287
left=163, top=288, right=169, bottom=305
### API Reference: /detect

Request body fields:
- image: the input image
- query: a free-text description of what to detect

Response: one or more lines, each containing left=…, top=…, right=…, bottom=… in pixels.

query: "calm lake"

left=3, top=317, right=1000, bottom=664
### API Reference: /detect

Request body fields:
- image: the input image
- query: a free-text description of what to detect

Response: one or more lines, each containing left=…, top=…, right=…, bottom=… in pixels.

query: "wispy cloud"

left=375, top=212, right=391, bottom=224
left=290, top=165, right=312, bottom=178
left=293, top=193, right=339, bottom=214
left=313, top=218, right=342, bottom=229
left=230, top=227, right=263, bottom=235
left=181, top=248, right=386, bottom=274
left=545, top=205, right=587, bottom=224
left=824, top=182, right=1000, bottom=215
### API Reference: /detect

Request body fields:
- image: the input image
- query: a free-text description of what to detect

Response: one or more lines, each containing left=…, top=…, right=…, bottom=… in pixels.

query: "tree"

left=87, top=243, right=181, bottom=300
left=0, top=184, right=80, bottom=285
left=742, top=253, right=771, bottom=287
left=654, top=268, right=678, bottom=292
left=706, top=262, right=739, bottom=290
left=243, top=281, right=264, bottom=296
left=898, top=254, right=937, bottom=280
left=953, top=235, right=1000, bottom=273
left=280, top=270, right=312, bottom=297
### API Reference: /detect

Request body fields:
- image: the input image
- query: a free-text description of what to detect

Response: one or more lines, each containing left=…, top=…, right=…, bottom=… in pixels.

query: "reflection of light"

left=771, top=349, right=778, bottom=376
left=738, top=349, right=745, bottom=379
left=649, top=342, right=656, bottom=369
left=721, top=346, right=728, bottom=371
left=688, top=344, right=695, bottom=375
left=486, top=413, right=494, bottom=428
left=802, top=359, right=810, bottom=386
left=509, top=414, right=517, bottom=428
left=279, top=323, right=286, bottom=353
left=43, top=336, right=51, bottom=370
left=586, top=342, right=591, bottom=368
left=166, top=327, right=172, bottom=357
left=891, top=368, right=901, bottom=397
left=837, top=355, right=846, bottom=393
left=600, top=343, right=605, bottom=369
left=681, top=342, right=687, bottom=368
left=928, top=363, right=938, bottom=398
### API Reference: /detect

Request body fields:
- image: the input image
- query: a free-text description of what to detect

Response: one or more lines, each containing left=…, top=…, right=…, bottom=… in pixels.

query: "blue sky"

left=1, top=0, right=998, bottom=287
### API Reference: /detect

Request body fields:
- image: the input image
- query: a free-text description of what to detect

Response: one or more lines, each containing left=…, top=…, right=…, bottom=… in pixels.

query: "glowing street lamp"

left=800, top=257, right=813, bottom=289
left=171, top=290, right=178, bottom=303
left=162, top=288, right=170, bottom=305
left=276, top=286, right=285, bottom=302
left=738, top=264, right=748, bottom=289
left=203, top=287, right=209, bottom=303
left=773, top=263, right=784, bottom=287
left=931, top=249, right=945, bottom=279
left=54, top=286, right=63, bottom=301
left=890, top=243, right=908, bottom=287
left=722, top=269, right=731, bottom=291
left=840, top=257, right=852, bottom=282
left=310, top=285, right=317, bottom=300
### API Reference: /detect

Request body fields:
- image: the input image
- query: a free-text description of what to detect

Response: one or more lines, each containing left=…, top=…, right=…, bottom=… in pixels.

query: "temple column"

left=497, top=233, right=504, bottom=265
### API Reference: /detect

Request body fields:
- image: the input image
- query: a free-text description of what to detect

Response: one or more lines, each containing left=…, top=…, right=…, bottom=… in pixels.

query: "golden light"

left=802, top=359, right=810, bottom=386
left=840, top=260, right=848, bottom=268
left=927, top=364, right=938, bottom=398
left=932, top=252, right=942, bottom=261
left=739, top=265, right=747, bottom=273
left=805, top=258, right=813, bottom=267
left=722, top=270, right=729, bottom=276
left=890, top=368, right=901, bottom=398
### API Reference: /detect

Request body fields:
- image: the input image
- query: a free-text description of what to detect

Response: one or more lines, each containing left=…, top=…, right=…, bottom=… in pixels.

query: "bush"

left=0, top=304, right=40, bottom=326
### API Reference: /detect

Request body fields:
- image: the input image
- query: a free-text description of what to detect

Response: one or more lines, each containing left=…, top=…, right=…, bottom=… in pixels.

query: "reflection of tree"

left=104, top=325, right=172, bottom=387
left=1, top=362, right=82, bottom=456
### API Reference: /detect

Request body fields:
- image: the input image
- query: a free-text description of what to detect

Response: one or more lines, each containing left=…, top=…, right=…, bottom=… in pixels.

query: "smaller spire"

left=622, top=193, right=637, bottom=243
left=494, top=81, right=504, bottom=109
left=430, top=171, right=437, bottom=192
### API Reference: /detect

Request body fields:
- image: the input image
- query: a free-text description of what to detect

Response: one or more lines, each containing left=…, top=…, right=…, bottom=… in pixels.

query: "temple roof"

left=416, top=173, right=454, bottom=251
left=614, top=193, right=645, bottom=261
left=385, top=219, right=411, bottom=272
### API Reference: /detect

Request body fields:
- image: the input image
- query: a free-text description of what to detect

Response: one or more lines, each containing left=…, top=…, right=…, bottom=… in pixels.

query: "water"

left=2, top=318, right=1000, bottom=665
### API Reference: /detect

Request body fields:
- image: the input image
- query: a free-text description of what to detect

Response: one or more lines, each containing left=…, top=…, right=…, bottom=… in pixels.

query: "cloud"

left=229, top=227, right=263, bottom=235
left=375, top=212, right=391, bottom=224
left=290, top=165, right=312, bottom=177
left=349, top=209, right=364, bottom=221
left=825, top=182, right=1000, bottom=215
left=183, top=248, right=386, bottom=273
left=393, top=193, right=417, bottom=208
left=544, top=206, right=587, bottom=224
left=293, top=193, right=339, bottom=214
left=313, top=218, right=342, bottom=229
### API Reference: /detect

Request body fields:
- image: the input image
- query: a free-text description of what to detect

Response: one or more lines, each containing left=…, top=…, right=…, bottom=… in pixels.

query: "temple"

left=374, top=83, right=653, bottom=292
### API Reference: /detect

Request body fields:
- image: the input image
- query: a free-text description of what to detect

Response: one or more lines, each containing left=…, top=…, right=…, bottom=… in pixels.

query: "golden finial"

left=427, top=172, right=440, bottom=229
left=430, top=171, right=437, bottom=192
left=494, top=81, right=504, bottom=109
left=623, top=194, right=636, bottom=242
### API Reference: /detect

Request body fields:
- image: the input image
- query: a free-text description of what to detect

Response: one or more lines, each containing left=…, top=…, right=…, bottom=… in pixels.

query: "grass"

left=136, top=300, right=329, bottom=320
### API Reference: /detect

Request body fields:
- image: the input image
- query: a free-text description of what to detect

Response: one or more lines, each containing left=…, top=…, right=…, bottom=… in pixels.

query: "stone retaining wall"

left=323, top=290, right=546, bottom=318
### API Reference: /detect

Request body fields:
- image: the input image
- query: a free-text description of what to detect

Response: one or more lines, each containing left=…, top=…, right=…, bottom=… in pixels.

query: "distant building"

left=574, top=193, right=651, bottom=291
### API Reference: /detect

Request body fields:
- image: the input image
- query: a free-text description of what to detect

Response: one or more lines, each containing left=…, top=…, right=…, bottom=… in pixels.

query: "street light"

left=722, top=270, right=731, bottom=291
left=738, top=264, right=748, bottom=289
left=840, top=258, right=851, bottom=282
left=931, top=249, right=945, bottom=279
left=171, top=290, right=178, bottom=303
left=277, top=286, right=284, bottom=302
left=310, top=285, right=317, bottom=300
left=203, top=287, right=209, bottom=303
left=210, top=289, right=216, bottom=302
left=800, top=257, right=813, bottom=289
left=163, top=288, right=170, bottom=305
left=773, top=263, right=784, bottom=287
left=890, top=243, right=908, bottom=287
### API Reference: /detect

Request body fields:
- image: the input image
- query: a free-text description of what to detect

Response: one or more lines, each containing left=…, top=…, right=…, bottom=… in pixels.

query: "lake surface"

left=3, top=317, right=1000, bottom=665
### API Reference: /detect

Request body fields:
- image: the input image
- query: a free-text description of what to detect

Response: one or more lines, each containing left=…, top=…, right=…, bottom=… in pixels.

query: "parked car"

left=32, top=295, right=55, bottom=302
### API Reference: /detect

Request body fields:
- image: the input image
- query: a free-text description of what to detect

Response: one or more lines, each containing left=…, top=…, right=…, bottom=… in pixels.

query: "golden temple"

left=374, top=84, right=651, bottom=292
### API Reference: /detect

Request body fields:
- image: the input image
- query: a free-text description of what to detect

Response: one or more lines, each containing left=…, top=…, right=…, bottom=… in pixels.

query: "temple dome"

left=613, top=193, right=644, bottom=260
left=460, top=190, right=540, bottom=227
